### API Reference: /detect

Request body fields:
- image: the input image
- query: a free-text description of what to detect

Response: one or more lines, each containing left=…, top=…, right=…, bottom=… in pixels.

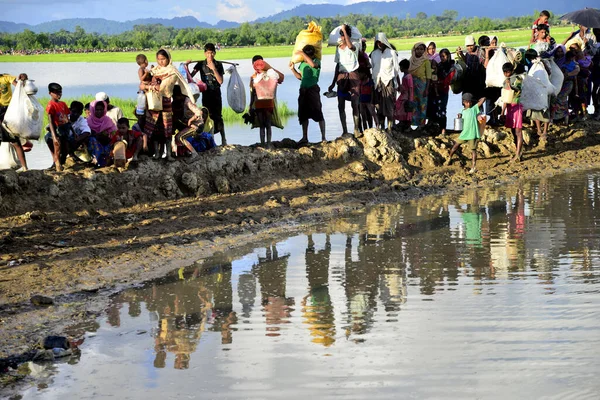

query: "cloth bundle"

left=291, top=21, right=323, bottom=63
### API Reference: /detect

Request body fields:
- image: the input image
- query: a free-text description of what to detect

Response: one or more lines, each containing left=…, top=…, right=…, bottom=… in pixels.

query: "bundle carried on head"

left=291, top=21, right=323, bottom=63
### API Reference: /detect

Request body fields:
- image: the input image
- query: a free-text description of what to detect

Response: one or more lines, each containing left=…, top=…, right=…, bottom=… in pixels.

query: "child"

left=68, top=100, right=91, bottom=158
left=500, top=62, right=524, bottom=162
left=114, top=118, right=143, bottom=163
left=172, top=85, right=204, bottom=159
left=357, top=38, right=378, bottom=131
left=530, top=24, right=555, bottom=55
left=136, top=54, right=152, bottom=91
left=86, top=100, right=117, bottom=167
left=444, top=93, right=485, bottom=174
left=251, top=58, right=284, bottom=146
left=289, top=44, right=326, bottom=143
left=84, top=102, right=91, bottom=118
left=186, top=107, right=217, bottom=154
left=394, top=59, right=414, bottom=130
left=530, top=10, right=551, bottom=44
left=45, top=82, right=71, bottom=171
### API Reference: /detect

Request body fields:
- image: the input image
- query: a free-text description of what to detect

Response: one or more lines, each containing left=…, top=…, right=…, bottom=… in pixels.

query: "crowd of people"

left=0, top=11, right=599, bottom=173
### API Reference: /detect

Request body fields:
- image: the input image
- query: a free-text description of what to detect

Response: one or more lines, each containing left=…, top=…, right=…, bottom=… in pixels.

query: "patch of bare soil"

left=1, top=120, right=599, bottom=367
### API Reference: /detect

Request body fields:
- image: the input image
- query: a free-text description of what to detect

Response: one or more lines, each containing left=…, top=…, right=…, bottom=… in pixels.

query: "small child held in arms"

left=136, top=54, right=152, bottom=91
left=444, top=93, right=485, bottom=174
left=68, top=100, right=91, bottom=157
left=45, top=82, right=71, bottom=171
left=114, top=118, right=143, bottom=163
left=500, top=62, right=524, bottom=162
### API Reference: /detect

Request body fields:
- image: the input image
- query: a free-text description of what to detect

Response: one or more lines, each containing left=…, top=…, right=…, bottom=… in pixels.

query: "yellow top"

left=410, top=61, right=432, bottom=80
left=0, top=75, right=16, bottom=107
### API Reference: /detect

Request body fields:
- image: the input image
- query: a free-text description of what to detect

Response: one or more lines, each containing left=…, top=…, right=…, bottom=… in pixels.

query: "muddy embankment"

left=1, top=120, right=600, bottom=364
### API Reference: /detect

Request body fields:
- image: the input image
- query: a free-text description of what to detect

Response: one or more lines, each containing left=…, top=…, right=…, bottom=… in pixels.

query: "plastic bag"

left=521, top=61, right=552, bottom=111
left=136, top=91, right=146, bottom=115
left=1, top=81, right=43, bottom=140
left=226, top=65, right=246, bottom=114
left=146, top=91, right=163, bottom=111
left=0, top=142, right=20, bottom=170
left=485, top=49, right=510, bottom=88
left=291, top=21, right=323, bottom=63
left=546, top=58, right=564, bottom=97
left=328, top=25, right=362, bottom=46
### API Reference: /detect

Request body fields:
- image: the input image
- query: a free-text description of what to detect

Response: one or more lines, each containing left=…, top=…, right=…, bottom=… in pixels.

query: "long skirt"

left=144, top=97, right=173, bottom=138
left=552, top=80, right=573, bottom=121
left=412, top=76, right=427, bottom=126
left=373, top=80, right=396, bottom=120
left=88, top=136, right=112, bottom=167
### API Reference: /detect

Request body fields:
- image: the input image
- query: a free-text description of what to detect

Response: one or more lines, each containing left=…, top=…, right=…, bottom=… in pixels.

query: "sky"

left=3, top=0, right=391, bottom=25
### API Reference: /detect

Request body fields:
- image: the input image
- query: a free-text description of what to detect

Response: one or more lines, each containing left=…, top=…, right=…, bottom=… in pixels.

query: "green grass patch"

left=0, top=26, right=575, bottom=63
left=221, top=101, right=296, bottom=124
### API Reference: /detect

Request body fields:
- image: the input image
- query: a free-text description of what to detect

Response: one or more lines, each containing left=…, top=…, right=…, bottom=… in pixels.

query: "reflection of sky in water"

left=20, top=171, right=600, bottom=399
left=4, top=52, right=466, bottom=169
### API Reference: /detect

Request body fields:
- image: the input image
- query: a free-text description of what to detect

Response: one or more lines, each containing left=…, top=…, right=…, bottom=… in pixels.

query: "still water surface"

left=17, top=170, right=600, bottom=399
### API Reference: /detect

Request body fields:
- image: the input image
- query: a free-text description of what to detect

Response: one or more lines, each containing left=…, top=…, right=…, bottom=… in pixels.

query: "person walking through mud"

left=328, top=24, right=361, bottom=137
left=185, top=43, right=227, bottom=145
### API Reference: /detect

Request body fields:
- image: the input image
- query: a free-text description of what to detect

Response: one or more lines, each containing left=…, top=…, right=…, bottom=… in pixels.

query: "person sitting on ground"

left=114, top=117, right=143, bottom=163
left=95, top=92, right=123, bottom=126
left=172, top=85, right=204, bottom=159
left=500, top=62, right=524, bottom=162
left=67, top=100, right=91, bottom=158
left=251, top=58, right=284, bottom=146
left=0, top=72, right=29, bottom=171
left=186, top=107, right=217, bottom=154
left=86, top=100, right=117, bottom=167
left=328, top=24, right=361, bottom=137
left=444, top=93, right=485, bottom=174
left=83, top=102, right=91, bottom=118
left=45, top=82, right=72, bottom=171
left=289, top=44, right=326, bottom=143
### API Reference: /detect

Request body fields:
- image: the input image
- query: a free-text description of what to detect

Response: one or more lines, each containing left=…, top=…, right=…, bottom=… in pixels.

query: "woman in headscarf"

left=408, top=42, right=432, bottom=126
left=550, top=45, right=580, bottom=123
left=427, top=42, right=441, bottom=64
left=87, top=100, right=117, bottom=167
left=428, top=48, right=455, bottom=134
left=370, top=32, right=400, bottom=132
left=145, top=48, right=194, bottom=160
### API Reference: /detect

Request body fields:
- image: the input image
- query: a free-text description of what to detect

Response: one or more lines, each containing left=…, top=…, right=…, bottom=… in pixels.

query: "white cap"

left=464, top=35, right=475, bottom=46
left=95, top=92, right=108, bottom=101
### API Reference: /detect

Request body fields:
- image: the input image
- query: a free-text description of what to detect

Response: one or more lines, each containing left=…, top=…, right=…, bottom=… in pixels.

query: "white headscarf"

left=371, top=32, right=399, bottom=86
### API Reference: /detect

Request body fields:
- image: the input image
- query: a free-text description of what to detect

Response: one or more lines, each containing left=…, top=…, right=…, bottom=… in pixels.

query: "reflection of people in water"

left=205, top=263, right=237, bottom=345
left=253, top=244, right=293, bottom=337
left=506, top=189, right=527, bottom=271
left=344, top=234, right=378, bottom=339
left=302, top=234, right=336, bottom=346
left=238, top=272, right=257, bottom=318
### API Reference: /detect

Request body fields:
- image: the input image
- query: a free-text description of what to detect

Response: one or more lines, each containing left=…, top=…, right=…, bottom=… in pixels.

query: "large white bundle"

left=226, top=65, right=246, bottom=114
left=546, top=58, right=564, bottom=97
left=521, top=61, right=552, bottom=111
left=485, top=49, right=510, bottom=88
left=328, top=25, right=362, bottom=46
left=0, top=142, right=20, bottom=170
left=1, top=81, right=44, bottom=140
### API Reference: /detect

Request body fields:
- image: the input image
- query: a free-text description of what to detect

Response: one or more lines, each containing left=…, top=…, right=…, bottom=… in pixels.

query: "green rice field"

left=0, top=26, right=575, bottom=63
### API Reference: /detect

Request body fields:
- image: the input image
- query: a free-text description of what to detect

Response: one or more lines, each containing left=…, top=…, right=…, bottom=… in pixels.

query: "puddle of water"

left=17, top=171, right=600, bottom=399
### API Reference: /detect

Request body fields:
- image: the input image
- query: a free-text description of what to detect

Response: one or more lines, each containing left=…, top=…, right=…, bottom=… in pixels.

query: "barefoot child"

left=45, top=82, right=71, bottom=171
left=500, top=62, right=524, bottom=162
left=114, top=117, right=143, bottom=163
left=394, top=59, right=414, bottom=130
left=251, top=58, right=284, bottom=145
left=445, top=93, right=485, bottom=174
left=172, top=85, right=204, bottom=159
left=136, top=54, right=152, bottom=91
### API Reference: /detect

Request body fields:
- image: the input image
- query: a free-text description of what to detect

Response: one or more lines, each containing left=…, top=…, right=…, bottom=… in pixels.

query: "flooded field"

left=12, top=170, right=600, bottom=399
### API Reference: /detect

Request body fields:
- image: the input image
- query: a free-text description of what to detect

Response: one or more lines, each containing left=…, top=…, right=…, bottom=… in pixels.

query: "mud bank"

left=1, top=120, right=600, bottom=368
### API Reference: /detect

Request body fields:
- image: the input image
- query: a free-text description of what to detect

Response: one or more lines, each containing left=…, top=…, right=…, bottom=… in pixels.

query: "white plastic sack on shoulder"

left=226, top=65, right=246, bottom=114
left=485, top=49, right=510, bottom=88
left=328, top=25, right=362, bottom=46
left=0, top=142, right=20, bottom=170
left=521, top=61, right=552, bottom=111
left=2, top=81, right=44, bottom=140
left=546, top=58, right=564, bottom=97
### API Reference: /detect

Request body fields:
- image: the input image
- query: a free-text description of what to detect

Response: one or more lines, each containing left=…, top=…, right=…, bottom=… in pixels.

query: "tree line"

left=0, top=10, right=558, bottom=52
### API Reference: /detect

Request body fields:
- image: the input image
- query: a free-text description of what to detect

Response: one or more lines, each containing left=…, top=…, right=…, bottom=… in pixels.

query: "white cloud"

left=170, top=6, right=205, bottom=20
left=215, top=1, right=257, bottom=22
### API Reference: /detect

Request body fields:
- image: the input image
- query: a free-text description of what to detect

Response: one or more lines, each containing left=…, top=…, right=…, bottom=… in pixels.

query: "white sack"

left=546, top=58, right=564, bottom=97
left=2, top=81, right=44, bottom=140
left=0, top=142, right=20, bottom=170
left=521, top=61, right=552, bottom=111
left=485, top=49, right=510, bottom=88
left=328, top=25, right=362, bottom=46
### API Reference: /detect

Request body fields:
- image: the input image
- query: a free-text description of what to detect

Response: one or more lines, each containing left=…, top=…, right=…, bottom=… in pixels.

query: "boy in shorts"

left=444, top=93, right=485, bottom=174
left=45, top=82, right=71, bottom=171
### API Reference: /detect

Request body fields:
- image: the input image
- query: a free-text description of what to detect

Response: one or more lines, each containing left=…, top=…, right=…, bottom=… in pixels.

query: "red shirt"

left=110, top=130, right=142, bottom=146
left=46, top=101, right=70, bottom=127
